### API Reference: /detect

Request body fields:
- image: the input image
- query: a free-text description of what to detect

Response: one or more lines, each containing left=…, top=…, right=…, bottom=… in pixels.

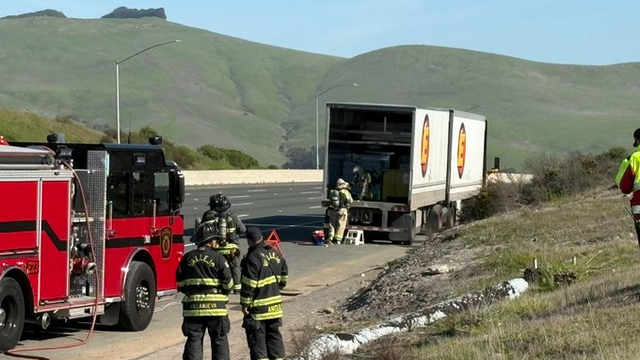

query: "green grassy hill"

left=0, top=17, right=638, bottom=169
left=0, top=16, right=340, bottom=166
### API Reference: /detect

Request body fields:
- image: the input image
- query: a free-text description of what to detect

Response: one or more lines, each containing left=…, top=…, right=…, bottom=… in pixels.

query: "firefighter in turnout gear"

left=176, top=222, right=234, bottom=360
left=324, top=178, right=353, bottom=244
left=353, top=165, right=373, bottom=200
left=240, top=227, right=288, bottom=360
left=199, top=193, right=246, bottom=293
left=616, top=128, right=640, bottom=247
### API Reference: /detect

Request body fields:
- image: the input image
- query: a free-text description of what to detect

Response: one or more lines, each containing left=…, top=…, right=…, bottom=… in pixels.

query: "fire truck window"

left=107, top=172, right=129, bottom=217
left=154, top=172, right=170, bottom=215
left=132, top=171, right=145, bottom=215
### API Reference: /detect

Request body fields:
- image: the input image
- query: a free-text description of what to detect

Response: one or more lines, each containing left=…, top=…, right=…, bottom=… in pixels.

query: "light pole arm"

left=115, top=39, right=181, bottom=144
left=116, top=39, right=182, bottom=65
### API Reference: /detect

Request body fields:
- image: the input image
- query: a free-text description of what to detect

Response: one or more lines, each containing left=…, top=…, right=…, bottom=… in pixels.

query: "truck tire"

left=0, top=277, right=25, bottom=351
left=443, top=207, right=456, bottom=228
left=401, top=227, right=415, bottom=246
left=119, top=261, right=156, bottom=331
left=401, top=212, right=417, bottom=246
left=425, top=205, right=444, bottom=233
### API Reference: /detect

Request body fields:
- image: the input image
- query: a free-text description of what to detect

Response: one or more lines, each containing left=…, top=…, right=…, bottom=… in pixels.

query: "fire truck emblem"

left=160, top=227, right=172, bottom=259
left=457, top=123, right=466, bottom=179
left=420, top=115, right=430, bottom=177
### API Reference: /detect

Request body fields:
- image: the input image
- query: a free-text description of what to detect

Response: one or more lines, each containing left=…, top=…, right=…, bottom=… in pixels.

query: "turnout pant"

left=328, top=208, right=349, bottom=242
left=228, top=254, right=241, bottom=292
left=182, top=316, right=230, bottom=360
left=243, top=316, right=285, bottom=360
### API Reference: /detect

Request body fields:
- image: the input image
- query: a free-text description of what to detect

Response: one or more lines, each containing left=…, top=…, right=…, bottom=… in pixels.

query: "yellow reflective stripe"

left=279, top=275, right=288, bottom=282
left=177, top=278, right=220, bottom=287
left=183, top=309, right=228, bottom=317
left=251, top=296, right=282, bottom=307
left=253, top=310, right=283, bottom=320
left=241, top=276, right=258, bottom=288
left=223, top=280, right=234, bottom=290
left=254, top=275, right=278, bottom=288
left=219, top=243, right=239, bottom=249
left=183, top=294, right=229, bottom=302
left=240, top=296, right=252, bottom=306
left=233, top=283, right=241, bottom=290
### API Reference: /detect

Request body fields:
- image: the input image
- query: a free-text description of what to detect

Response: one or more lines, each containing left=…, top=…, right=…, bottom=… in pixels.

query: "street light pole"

left=115, top=39, right=181, bottom=144
left=315, top=83, right=359, bottom=169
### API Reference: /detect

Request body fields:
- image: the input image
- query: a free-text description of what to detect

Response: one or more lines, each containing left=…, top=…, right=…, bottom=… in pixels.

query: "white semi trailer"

left=321, top=102, right=487, bottom=245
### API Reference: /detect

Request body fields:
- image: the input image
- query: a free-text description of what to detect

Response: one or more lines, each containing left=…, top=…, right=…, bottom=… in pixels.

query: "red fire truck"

left=0, top=136, right=185, bottom=351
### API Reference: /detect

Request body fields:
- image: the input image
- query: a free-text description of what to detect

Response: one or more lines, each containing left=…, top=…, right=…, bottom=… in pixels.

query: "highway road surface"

left=8, top=183, right=424, bottom=360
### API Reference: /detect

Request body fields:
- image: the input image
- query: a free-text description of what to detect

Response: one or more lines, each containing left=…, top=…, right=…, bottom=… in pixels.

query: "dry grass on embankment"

left=362, top=188, right=640, bottom=360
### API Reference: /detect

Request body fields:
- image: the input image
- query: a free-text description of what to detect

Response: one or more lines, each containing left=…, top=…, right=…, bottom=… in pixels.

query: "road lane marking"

left=247, top=189, right=267, bottom=192
left=309, top=205, right=322, bottom=209
left=228, top=195, right=250, bottom=199
left=308, top=197, right=321, bottom=200
left=300, top=191, right=319, bottom=194
left=234, top=202, right=253, bottom=206
left=238, top=214, right=249, bottom=218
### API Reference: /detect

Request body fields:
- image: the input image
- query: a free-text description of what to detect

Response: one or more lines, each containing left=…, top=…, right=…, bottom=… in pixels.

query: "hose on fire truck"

left=6, top=161, right=100, bottom=359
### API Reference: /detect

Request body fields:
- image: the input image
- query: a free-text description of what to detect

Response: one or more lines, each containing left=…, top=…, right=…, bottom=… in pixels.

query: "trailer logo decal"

left=457, top=123, right=466, bottom=178
left=160, top=227, right=172, bottom=259
left=420, top=115, right=430, bottom=177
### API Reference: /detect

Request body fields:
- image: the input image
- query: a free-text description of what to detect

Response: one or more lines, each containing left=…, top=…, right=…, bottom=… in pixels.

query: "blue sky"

left=1, top=0, right=637, bottom=65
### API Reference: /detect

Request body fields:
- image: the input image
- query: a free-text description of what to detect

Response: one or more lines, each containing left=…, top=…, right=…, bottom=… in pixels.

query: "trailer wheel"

left=443, top=207, right=456, bottom=228
left=401, top=211, right=417, bottom=245
left=0, top=277, right=25, bottom=351
left=119, top=261, right=156, bottom=331
left=402, top=227, right=415, bottom=246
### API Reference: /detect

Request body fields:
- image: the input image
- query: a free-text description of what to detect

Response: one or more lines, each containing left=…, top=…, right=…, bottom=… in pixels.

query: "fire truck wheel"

left=0, top=277, right=25, bottom=351
left=119, top=261, right=156, bottom=331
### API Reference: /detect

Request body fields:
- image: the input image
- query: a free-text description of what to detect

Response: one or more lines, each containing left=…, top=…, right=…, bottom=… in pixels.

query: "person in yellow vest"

left=324, top=178, right=353, bottom=244
left=176, top=223, right=233, bottom=360
left=616, top=128, right=640, bottom=247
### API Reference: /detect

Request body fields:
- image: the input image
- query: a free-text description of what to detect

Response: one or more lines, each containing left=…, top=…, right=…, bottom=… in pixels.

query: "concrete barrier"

left=181, top=169, right=532, bottom=186
left=182, top=169, right=323, bottom=186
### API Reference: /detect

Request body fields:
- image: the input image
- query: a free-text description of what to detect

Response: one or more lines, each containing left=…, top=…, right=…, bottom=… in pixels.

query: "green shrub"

left=198, top=145, right=260, bottom=169
left=463, top=147, right=624, bottom=222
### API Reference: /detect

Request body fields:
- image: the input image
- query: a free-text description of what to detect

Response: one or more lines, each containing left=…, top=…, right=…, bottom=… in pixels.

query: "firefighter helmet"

left=191, top=222, right=221, bottom=245
left=336, top=178, right=348, bottom=190
left=209, top=193, right=231, bottom=213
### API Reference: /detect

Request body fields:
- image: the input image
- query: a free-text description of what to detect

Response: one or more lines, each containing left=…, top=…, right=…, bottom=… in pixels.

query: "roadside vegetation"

left=0, top=108, right=264, bottom=170
left=293, top=147, right=639, bottom=360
